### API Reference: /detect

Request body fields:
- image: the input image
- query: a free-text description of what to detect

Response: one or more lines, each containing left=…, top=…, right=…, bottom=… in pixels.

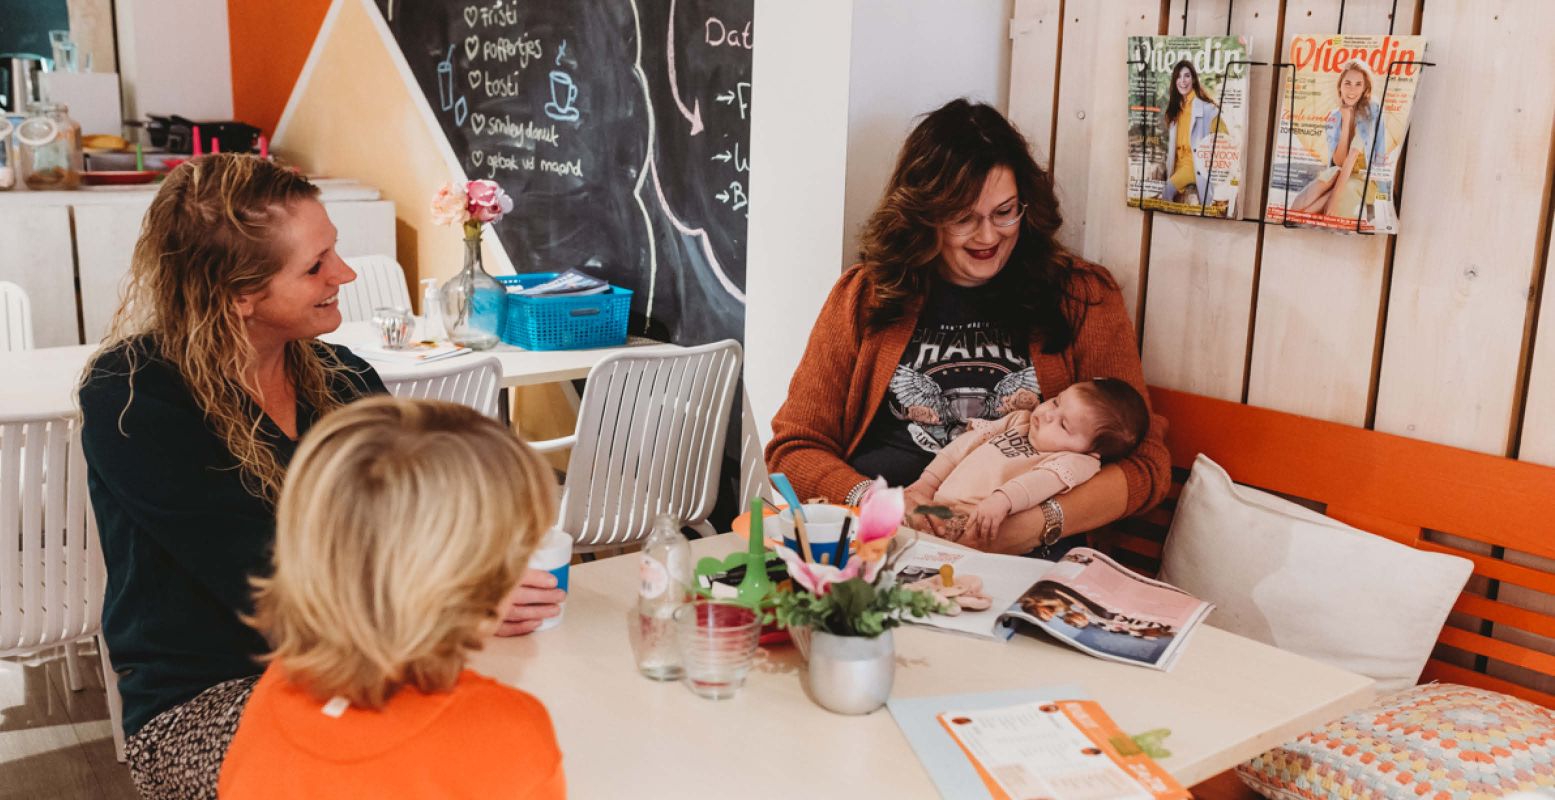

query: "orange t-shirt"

left=219, top=663, right=564, bottom=799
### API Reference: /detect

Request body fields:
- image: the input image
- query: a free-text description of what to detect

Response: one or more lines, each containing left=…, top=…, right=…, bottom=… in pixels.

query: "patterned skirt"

left=124, top=675, right=260, bottom=800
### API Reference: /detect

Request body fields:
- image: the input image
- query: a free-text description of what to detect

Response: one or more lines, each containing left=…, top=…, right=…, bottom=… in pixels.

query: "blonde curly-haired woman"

left=77, top=154, right=387, bottom=798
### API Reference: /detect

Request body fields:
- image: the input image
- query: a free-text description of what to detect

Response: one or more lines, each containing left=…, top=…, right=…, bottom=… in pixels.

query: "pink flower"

left=858, top=477, right=904, bottom=540
left=774, top=544, right=864, bottom=596
left=465, top=179, right=513, bottom=223
left=430, top=182, right=470, bottom=226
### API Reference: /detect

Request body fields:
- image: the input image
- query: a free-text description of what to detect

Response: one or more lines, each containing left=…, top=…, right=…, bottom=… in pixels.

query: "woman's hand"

left=493, top=568, right=567, bottom=636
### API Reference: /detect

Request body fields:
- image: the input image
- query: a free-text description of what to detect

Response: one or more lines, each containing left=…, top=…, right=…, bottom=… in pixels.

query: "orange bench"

left=1099, top=388, right=1555, bottom=797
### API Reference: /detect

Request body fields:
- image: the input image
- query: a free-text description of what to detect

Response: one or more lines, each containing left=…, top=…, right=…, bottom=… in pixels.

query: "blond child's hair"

left=248, top=397, right=558, bottom=709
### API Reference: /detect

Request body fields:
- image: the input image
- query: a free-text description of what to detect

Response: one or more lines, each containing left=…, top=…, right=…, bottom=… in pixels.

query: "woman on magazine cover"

left=1160, top=59, right=1223, bottom=207
left=1289, top=60, right=1390, bottom=220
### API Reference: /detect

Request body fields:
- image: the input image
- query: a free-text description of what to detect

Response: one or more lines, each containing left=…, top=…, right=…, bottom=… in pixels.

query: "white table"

left=320, top=320, right=669, bottom=388
left=0, top=322, right=668, bottom=419
left=470, top=534, right=1375, bottom=797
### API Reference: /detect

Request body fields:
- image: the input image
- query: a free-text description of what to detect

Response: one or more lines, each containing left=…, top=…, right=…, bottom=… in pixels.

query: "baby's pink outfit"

left=917, top=410, right=1101, bottom=513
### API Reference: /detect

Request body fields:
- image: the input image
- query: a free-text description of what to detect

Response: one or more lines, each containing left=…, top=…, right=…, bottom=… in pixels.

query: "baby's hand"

left=966, top=493, right=1013, bottom=548
left=903, top=482, right=935, bottom=525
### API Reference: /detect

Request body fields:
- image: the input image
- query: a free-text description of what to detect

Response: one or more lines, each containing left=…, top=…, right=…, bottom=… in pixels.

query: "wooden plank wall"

left=1010, top=0, right=1555, bottom=464
left=1009, top=0, right=1555, bottom=698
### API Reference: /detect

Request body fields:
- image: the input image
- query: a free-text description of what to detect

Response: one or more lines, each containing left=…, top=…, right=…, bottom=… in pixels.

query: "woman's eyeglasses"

left=944, top=202, right=1026, bottom=236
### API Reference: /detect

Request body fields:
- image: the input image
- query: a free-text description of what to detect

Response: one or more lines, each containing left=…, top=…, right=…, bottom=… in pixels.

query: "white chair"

left=339, top=255, right=413, bottom=323
left=737, top=388, right=775, bottom=511
left=384, top=356, right=503, bottom=419
left=0, top=280, right=33, bottom=351
left=0, top=411, right=124, bottom=760
left=530, top=340, right=743, bottom=551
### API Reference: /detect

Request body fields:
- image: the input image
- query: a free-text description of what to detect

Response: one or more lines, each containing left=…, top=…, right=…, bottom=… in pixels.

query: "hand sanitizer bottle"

left=419, top=278, right=443, bottom=341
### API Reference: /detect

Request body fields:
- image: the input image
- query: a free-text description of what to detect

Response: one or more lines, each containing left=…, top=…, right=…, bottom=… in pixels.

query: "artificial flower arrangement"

left=431, top=179, right=514, bottom=238
left=770, top=479, right=945, bottom=637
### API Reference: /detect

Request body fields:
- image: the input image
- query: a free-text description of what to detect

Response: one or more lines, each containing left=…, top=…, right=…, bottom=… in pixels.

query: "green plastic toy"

left=694, top=497, right=777, bottom=609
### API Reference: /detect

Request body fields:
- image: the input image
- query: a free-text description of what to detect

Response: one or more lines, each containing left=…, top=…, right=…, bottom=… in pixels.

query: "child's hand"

left=966, top=493, right=1012, bottom=548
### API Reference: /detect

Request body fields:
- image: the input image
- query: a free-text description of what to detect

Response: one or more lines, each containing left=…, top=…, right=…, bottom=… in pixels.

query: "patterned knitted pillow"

left=1237, top=683, right=1555, bottom=799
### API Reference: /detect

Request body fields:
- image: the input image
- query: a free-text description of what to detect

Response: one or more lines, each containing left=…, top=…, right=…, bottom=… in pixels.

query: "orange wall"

left=227, top=0, right=331, bottom=136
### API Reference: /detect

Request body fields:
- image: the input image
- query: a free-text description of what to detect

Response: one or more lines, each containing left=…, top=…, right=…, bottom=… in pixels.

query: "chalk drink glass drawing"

left=545, top=70, right=580, bottom=122
left=437, top=45, right=455, bottom=111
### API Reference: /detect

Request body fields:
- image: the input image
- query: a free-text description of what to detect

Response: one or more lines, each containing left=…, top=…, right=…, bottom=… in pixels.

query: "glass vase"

left=441, top=235, right=506, bottom=350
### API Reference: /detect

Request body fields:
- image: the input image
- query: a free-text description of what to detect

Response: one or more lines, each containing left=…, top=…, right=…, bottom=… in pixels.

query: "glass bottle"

left=440, top=234, right=506, bottom=349
left=16, top=102, right=81, bottom=190
left=634, top=515, right=691, bottom=680
left=418, top=278, right=444, bottom=341
left=0, top=116, right=14, bottom=190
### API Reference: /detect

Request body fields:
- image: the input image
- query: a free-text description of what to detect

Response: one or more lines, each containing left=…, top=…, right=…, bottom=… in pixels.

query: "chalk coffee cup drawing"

left=528, top=527, right=573, bottom=632
left=545, top=70, right=580, bottom=122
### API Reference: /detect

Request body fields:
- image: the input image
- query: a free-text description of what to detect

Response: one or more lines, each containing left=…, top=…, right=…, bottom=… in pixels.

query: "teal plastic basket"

left=496, top=274, right=632, bottom=351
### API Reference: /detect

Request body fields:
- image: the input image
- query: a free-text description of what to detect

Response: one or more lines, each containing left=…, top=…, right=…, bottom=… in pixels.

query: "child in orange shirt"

left=219, top=397, right=564, bottom=799
left=905, top=378, right=1149, bottom=548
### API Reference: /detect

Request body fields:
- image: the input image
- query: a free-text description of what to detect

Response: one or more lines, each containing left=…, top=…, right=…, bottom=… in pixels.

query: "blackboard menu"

left=375, top=0, right=752, bottom=345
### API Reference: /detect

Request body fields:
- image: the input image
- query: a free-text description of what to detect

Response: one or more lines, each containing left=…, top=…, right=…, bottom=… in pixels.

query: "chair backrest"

left=1107, top=387, right=1555, bottom=709
left=560, top=340, right=743, bottom=551
left=0, top=412, right=106, bottom=657
left=383, top=356, right=503, bottom=419
left=339, top=255, right=413, bottom=323
left=737, top=388, right=774, bottom=511
left=0, top=281, right=34, bottom=352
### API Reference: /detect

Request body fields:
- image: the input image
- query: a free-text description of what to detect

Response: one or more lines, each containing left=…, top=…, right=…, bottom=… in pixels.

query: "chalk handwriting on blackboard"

left=378, top=0, right=752, bottom=345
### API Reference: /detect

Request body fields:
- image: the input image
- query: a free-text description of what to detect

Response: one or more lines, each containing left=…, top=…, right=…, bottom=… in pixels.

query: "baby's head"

left=1030, top=378, right=1149, bottom=462
left=249, top=397, right=558, bottom=709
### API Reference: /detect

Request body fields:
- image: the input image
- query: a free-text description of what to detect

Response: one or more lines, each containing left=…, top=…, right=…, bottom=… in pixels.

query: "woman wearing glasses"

left=765, top=99, right=1170, bottom=557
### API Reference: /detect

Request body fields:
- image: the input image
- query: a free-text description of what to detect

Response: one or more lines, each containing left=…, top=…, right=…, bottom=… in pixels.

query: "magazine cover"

left=1126, top=35, right=1252, bottom=218
left=1264, top=34, right=1428, bottom=233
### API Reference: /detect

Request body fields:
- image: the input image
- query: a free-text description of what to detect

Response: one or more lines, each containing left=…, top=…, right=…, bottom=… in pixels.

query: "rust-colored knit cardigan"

left=765, top=260, right=1171, bottom=517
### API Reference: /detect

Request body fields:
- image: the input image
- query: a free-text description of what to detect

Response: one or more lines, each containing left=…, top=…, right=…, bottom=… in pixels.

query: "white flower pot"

left=806, top=629, right=895, bottom=715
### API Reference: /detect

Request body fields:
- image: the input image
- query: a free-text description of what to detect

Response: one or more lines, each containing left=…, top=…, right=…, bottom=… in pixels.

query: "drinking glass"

left=49, top=31, right=78, bottom=73
left=673, top=600, right=760, bottom=700
left=372, top=306, right=414, bottom=349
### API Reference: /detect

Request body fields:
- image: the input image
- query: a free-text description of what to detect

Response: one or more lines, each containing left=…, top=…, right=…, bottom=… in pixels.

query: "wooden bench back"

left=1107, top=387, right=1555, bottom=708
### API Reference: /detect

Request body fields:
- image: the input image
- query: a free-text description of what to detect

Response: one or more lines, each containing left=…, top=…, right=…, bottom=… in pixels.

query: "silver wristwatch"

left=1038, top=498, right=1065, bottom=547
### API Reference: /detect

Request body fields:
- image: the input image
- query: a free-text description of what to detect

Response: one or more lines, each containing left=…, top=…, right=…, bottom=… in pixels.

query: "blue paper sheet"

left=887, top=685, right=1090, bottom=799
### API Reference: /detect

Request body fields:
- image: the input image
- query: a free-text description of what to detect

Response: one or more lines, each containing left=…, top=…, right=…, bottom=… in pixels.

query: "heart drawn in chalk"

left=471, top=150, right=485, bottom=168
left=463, top=7, right=478, bottom=27
left=468, top=71, right=482, bottom=90
left=470, top=113, right=486, bottom=134
left=464, top=35, right=480, bottom=61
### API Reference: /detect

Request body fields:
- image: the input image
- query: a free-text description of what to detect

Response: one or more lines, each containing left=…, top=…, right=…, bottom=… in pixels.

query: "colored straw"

left=192, top=125, right=203, bottom=156
left=258, top=134, right=269, bottom=159
left=134, top=142, right=143, bottom=171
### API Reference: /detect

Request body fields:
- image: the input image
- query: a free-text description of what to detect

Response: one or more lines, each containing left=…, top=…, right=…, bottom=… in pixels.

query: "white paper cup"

left=771, top=504, right=855, bottom=566
left=528, top=527, right=572, bottom=632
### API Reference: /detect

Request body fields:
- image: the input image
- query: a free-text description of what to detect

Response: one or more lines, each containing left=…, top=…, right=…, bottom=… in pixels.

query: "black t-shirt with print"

left=849, top=277, right=1039, bottom=488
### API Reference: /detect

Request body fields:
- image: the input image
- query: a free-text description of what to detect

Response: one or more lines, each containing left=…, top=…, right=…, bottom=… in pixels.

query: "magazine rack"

left=1148, top=0, right=1434, bottom=234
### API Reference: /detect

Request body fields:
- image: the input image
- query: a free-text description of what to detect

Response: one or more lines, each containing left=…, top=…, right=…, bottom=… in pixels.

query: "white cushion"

left=1158, top=454, right=1473, bottom=695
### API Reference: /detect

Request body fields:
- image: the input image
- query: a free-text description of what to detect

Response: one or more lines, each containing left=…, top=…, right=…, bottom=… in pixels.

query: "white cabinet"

left=0, top=181, right=395, bottom=346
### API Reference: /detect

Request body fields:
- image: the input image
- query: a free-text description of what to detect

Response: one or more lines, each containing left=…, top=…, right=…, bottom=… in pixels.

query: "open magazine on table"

left=891, top=541, right=1213, bottom=671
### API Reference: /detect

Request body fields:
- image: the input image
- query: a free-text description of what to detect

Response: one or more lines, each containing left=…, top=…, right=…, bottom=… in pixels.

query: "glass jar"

left=0, top=116, right=14, bottom=190
left=16, top=102, right=82, bottom=190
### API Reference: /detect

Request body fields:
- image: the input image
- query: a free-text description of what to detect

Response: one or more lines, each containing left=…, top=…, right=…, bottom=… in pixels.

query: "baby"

left=904, top=378, right=1149, bottom=547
